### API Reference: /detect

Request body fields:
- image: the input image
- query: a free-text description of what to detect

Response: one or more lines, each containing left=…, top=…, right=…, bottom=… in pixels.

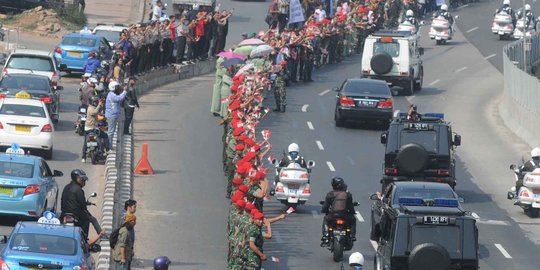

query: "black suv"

left=380, top=113, right=461, bottom=190
left=372, top=197, right=479, bottom=270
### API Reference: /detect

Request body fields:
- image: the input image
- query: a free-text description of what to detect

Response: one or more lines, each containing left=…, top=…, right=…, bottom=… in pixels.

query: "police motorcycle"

left=430, top=15, right=458, bottom=45
left=513, top=10, right=536, bottom=39
left=85, top=115, right=108, bottom=165
left=270, top=158, right=315, bottom=209
left=320, top=200, right=360, bottom=262
left=492, top=10, right=514, bottom=39
left=507, top=166, right=540, bottom=218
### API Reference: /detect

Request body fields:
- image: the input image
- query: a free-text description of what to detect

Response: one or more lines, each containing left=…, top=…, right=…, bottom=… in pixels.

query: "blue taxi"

left=0, top=144, right=63, bottom=218
left=0, top=212, right=101, bottom=270
left=53, top=33, right=112, bottom=73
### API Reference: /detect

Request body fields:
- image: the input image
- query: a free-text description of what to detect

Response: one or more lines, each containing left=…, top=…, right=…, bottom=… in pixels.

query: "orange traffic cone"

left=134, top=143, right=154, bottom=175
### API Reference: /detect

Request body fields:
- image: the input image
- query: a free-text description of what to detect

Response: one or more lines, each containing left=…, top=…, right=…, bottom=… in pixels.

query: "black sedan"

left=0, top=74, right=61, bottom=123
left=369, top=181, right=461, bottom=242
left=333, top=78, right=393, bottom=127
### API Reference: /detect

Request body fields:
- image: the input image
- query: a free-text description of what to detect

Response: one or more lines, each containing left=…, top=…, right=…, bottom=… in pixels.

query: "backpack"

left=331, top=191, right=348, bottom=213
left=109, top=226, right=123, bottom=248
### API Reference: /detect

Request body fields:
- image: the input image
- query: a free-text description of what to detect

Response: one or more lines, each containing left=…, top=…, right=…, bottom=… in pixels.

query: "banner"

left=289, top=0, right=305, bottom=24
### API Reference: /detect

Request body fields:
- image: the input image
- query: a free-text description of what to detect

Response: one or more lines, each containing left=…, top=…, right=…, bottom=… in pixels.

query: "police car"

left=0, top=212, right=101, bottom=270
left=380, top=113, right=461, bottom=190
left=0, top=92, right=55, bottom=159
left=0, top=144, right=62, bottom=218
left=372, top=197, right=479, bottom=270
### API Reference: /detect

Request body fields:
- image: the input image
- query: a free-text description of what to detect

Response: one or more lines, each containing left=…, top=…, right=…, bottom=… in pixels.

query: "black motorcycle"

left=75, top=106, right=87, bottom=136
left=85, top=128, right=106, bottom=165
left=320, top=201, right=359, bottom=262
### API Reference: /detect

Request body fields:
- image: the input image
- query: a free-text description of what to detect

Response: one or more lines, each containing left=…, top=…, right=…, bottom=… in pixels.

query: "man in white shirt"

left=314, top=4, right=327, bottom=22
left=152, top=0, right=163, bottom=21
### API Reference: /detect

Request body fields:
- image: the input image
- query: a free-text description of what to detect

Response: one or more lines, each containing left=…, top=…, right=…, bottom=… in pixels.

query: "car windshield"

left=0, top=104, right=46, bottom=118
left=62, top=36, right=97, bottom=47
left=0, top=77, right=51, bottom=93
left=396, top=188, right=456, bottom=201
left=344, top=81, right=389, bottom=95
left=374, top=42, right=400, bottom=57
left=400, top=130, right=437, bottom=152
left=0, top=161, right=34, bottom=178
left=7, top=56, right=54, bottom=72
left=94, top=30, right=120, bottom=43
left=10, top=233, right=77, bottom=256
left=411, top=226, right=461, bottom=256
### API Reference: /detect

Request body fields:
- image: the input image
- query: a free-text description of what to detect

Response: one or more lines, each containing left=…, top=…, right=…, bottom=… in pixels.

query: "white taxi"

left=0, top=91, right=54, bottom=159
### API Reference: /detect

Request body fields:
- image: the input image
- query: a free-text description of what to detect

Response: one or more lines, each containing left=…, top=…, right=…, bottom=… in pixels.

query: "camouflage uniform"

left=274, top=67, right=287, bottom=112
left=225, top=135, right=238, bottom=196
left=227, top=204, right=239, bottom=269
left=236, top=214, right=251, bottom=269
left=301, top=46, right=314, bottom=82
left=243, top=222, right=264, bottom=270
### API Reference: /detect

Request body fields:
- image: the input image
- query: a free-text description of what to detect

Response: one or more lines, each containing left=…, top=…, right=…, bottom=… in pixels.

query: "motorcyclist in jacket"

left=349, top=252, right=365, bottom=269
left=403, top=9, right=418, bottom=28
left=522, top=4, right=536, bottom=30
left=437, top=4, right=454, bottom=32
left=83, top=52, right=101, bottom=74
left=60, top=169, right=102, bottom=238
left=497, top=0, right=516, bottom=27
left=516, top=147, right=540, bottom=193
left=80, top=77, right=98, bottom=108
left=82, top=96, right=110, bottom=163
left=321, top=177, right=357, bottom=245
left=278, top=143, right=307, bottom=169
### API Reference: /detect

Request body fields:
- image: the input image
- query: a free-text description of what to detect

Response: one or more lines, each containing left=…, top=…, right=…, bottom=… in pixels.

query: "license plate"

left=0, top=186, right=14, bottom=196
left=357, top=100, right=376, bottom=107
left=15, top=125, right=31, bottom=132
left=423, top=216, right=449, bottom=225
left=289, top=189, right=298, bottom=194
left=436, top=36, right=442, bottom=40
left=86, top=141, right=98, bottom=147
left=68, top=51, right=82, bottom=57
left=498, top=31, right=504, bottom=35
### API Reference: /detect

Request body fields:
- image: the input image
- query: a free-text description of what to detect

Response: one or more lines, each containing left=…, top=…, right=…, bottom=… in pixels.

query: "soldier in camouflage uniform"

left=384, top=0, right=402, bottom=28
left=301, top=44, right=314, bottom=82
left=244, top=211, right=268, bottom=270
left=273, top=62, right=287, bottom=113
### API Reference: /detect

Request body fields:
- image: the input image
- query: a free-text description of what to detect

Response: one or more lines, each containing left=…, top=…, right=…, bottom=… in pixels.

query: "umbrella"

left=239, top=38, right=266, bottom=46
left=222, top=58, right=245, bottom=68
left=250, top=44, right=274, bottom=58
left=235, top=63, right=254, bottom=76
left=217, top=51, right=247, bottom=60
left=234, top=45, right=256, bottom=56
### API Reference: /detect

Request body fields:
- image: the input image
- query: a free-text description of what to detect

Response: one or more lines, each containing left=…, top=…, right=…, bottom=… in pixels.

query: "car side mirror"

left=418, top=47, right=424, bottom=55
left=319, top=200, right=325, bottom=205
left=370, top=193, right=379, bottom=200
left=90, top=192, right=97, bottom=198
left=0, top=235, right=7, bottom=244
left=332, top=86, right=340, bottom=92
left=510, top=164, right=516, bottom=170
left=53, top=86, right=63, bottom=91
left=380, top=132, right=388, bottom=144
left=0, top=59, right=5, bottom=66
left=353, top=202, right=359, bottom=206
left=59, top=64, right=67, bottom=71
left=307, top=160, right=316, bottom=168
left=453, top=134, right=461, bottom=146
left=53, top=170, right=63, bottom=177
left=89, top=244, right=101, bottom=253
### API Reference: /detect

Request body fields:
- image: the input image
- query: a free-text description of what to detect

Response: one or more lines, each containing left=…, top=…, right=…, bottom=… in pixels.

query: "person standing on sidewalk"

left=168, top=16, right=177, bottom=64
left=176, top=16, right=189, bottom=64
left=105, top=81, right=127, bottom=147
left=160, top=19, right=173, bottom=66
left=277, top=0, right=289, bottom=31
left=113, top=214, right=136, bottom=270
left=123, top=199, right=138, bottom=243
left=123, top=77, right=139, bottom=135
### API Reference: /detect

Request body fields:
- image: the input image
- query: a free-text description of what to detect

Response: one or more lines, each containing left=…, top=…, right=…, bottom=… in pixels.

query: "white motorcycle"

left=507, top=165, right=540, bottom=218
left=430, top=16, right=454, bottom=45
left=513, top=18, right=535, bottom=39
left=492, top=12, right=514, bottom=40
left=270, top=160, right=315, bottom=209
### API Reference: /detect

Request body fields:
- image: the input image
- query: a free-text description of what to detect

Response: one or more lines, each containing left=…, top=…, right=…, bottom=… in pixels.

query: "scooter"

left=270, top=160, right=315, bottom=209
left=85, top=129, right=106, bottom=165
left=507, top=166, right=540, bottom=218
left=513, top=18, right=535, bottom=39
left=430, top=16, right=455, bottom=45
left=492, top=12, right=514, bottom=40
left=319, top=201, right=360, bottom=262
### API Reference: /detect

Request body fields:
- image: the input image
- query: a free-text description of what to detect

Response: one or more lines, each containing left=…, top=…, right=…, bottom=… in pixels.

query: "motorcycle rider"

left=153, top=256, right=171, bottom=270
left=80, top=77, right=98, bottom=108
left=497, top=0, right=516, bottom=27
left=321, top=177, right=356, bottom=244
left=406, top=104, right=421, bottom=121
left=403, top=9, right=418, bottom=28
left=437, top=4, right=454, bottom=32
left=82, top=96, right=110, bottom=163
left=278, top=143, right=307, bottom=170
left=522, top=4, right=536, bottom=30
left=516, top=147, right=540, bottom=193
left=83, top=51, right=101, bottom=74
left=348, top=252, right=365, bottom=269
left=60, top=169, right=102, bottom=238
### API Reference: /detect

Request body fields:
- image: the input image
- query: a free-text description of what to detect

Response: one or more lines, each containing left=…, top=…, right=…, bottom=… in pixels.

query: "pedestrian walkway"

left=85, top=0, right=143, bottom=24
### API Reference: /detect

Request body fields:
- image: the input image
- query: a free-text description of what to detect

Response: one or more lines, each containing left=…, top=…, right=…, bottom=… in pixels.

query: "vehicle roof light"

left=6, top=143, right=25, bottom=155
left=398, top=112, right=445, bottom=119
left=433, top=198, right=459, bottom=207
left=379, top=37, right=394, bottom=43
left=15, top=91, right=32, bottom=99
left=398, top=197, right=425, bottom=206
left=37, top=211, right=61, bottom=225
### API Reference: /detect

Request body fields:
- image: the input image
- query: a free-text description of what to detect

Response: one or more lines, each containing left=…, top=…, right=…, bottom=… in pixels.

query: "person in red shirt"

left=195, top=11, right=209, bottom=59
left=168, top=15, right=177, bottom=64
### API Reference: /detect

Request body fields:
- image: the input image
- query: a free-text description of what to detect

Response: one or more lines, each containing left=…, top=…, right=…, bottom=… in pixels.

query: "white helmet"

left=441, top=4, right=448, bottom=11
left=349, top=252, right=365, bottom=266
left=88, top=77, right=98, bottom=84
left=288, top=143, right=300, bottom=153
left=531, top=147, right=540, bottom=158
left=406, top=9, right=414, bottom=17
left=503, top=0, right=510, bottom=5
left=525, top=4, right=531, bottom=11
left=108, top=81, right=120, bottom=91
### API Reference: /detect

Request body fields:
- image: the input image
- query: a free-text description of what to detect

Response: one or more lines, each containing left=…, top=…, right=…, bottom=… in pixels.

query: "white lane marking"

left=355, top=211, right=365, bottom=222
left=370, top=240, right=379, bottom=251
left=316, top=140, right=325, bottom=150
left=455, top=66, right=468, bottom=73
left=346, top=156, right=355, bottom=165
left=393, top=110, right=400, bottom=118
left=429, top=79, right=441, bottom=86
left=312, top=210, right=321, bottom=219
left=301, top=104, right=309, bottom=112
left=466, top=26, right=479, bottom=33
left=273, top=231, right=284, bottom=243
left=406, top=96, right=416, bottom=102
left=484, top=53, right=497, bottom=60
left=326, top=161, right=336, bottom=172
left=458, top=4, right=469, bottom=8
left=471, top=212, right=480, bottom=219
left=494, top=244, right=513, bottom=259
left=143, top=210, right=177, bottom=216
left=319, top=89, right=331, bottom=96
left=307, top=121, right=314, bottom=130
left=476, top=219, right=510, bottom=226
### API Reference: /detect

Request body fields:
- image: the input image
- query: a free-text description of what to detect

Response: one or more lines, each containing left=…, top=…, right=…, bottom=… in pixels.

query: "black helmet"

left=71, top=169, right=88, bottom=182
left=89, top=96, right=100, bottom=107
left=331, top=176, right=346, bottom=190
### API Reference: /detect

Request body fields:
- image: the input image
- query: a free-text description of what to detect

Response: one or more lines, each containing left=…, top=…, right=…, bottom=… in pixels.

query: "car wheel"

left=408, top=243, right=451, bottom=270
left=414, top=68, right=423, bottom=91
left=396, top=144, right=428, bottom=174
left=527, top=208, right=540, bottom=218
left=371, top=53, right=394, bottom=74
left=44, top=147, right=53, bottom=160
left=334, top=109, right=345, bottom=127
left=406, top=74, right=415, bottom=96
left=370, top=211, right=381, bottom=241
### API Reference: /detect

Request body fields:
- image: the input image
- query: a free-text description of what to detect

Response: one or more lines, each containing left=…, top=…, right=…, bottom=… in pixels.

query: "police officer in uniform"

left=273, top=61, right=287, bottom=112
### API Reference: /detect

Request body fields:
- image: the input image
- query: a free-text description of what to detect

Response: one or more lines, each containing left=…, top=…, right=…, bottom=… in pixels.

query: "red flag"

left=286, top=207, right=296, bottom=214
left=261, top=129, right=272, bottom=141
left=271, top=257, right=280, bottom=263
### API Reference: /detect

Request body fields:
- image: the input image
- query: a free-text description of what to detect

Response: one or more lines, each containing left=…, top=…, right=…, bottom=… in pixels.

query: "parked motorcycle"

left=430, top=16, right=454, bottom=45
left=270, top=160, right=315, bottom=209
left=85, top=129, right=106, bottom=165
left=513, top=18, right=535, bottom=39
left=492, top=12, right=514, bottom=40
left=507, top=165, right=540, bottom=218
left=319, top=201, right=359, bottom=262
